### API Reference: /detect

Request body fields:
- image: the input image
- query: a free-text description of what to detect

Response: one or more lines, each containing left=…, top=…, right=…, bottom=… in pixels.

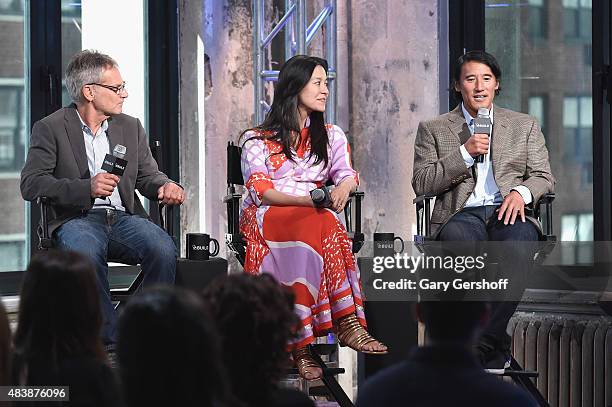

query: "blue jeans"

left=438, top=206, right=538, bottom=351
left=55, top=209, right=177, bottom=345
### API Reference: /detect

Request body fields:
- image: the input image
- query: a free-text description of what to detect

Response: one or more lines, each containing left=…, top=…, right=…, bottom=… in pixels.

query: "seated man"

left=412, top=50, right=554, bottom=372
left=356, top=301, right=536, bottom=407
left=20, top=50, right=184, bottom=350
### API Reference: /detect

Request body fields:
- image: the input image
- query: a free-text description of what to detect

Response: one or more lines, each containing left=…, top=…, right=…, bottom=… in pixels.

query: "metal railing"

left=253, top=0, right=337, bottom=125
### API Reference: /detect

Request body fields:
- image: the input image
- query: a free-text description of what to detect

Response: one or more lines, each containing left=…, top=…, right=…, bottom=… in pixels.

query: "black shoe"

left=477, top=343, right=510, bottom=374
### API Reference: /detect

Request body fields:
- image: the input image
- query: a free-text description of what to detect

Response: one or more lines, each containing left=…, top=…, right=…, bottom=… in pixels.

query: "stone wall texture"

left=348, top=0, right=440, bottom=240
left=188, top=0, right=441, bottom=264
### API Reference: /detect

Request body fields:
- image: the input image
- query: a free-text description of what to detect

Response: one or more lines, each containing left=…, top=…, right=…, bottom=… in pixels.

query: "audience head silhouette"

left=14, top=250, right=105, bottom=367
left=202, top=273, right=299, bottom=405
left=0, top=301, right=10, bottom=387
left=417, top=301, right=490, bottom=345
left=118, top=286, right=227, bottom=407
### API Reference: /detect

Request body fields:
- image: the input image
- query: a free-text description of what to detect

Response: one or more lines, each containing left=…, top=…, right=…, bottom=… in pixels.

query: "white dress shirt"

left=77, top=111, right=125, bottom=211
left=459, top=104, right=532, bottom=208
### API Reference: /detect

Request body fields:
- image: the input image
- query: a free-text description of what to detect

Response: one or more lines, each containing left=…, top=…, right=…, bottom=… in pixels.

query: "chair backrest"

left=227, top=142, right=244, bottom=186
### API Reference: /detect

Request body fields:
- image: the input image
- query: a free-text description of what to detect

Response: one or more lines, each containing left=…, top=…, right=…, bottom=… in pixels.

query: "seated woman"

left=240, top=54, right=387, bottom=380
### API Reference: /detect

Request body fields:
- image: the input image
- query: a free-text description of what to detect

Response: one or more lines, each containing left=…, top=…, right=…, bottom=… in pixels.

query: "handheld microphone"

left=474, top=108, right=492, bottom=164
left=310, top=186, right=332, bottom=208
left=101, top=144, right=128, bottom=176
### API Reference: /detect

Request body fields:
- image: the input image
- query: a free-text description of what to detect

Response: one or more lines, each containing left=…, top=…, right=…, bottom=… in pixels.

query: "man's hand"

left=157, top=182, right=185, bottom=205
left=90, top=173, right=120, bottom=198
left=497, top=190, right=526, bottom=225
left=329, top=179, right=356, bottom=213
left=464, top=133, right=490, bottom=158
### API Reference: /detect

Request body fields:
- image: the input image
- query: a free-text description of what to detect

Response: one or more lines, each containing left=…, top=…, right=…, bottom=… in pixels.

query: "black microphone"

left=473, top=108, right=492, bottom=164
left=101, top=144, right=128, bottom=176
left=310, top=186, right=332, bottom=208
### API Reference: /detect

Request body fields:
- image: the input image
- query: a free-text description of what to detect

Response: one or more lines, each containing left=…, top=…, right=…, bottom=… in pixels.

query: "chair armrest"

left=224, top=190, right=243, bottom=236
left=414, top=195, right=435, bottom=239
left=413, top=195, right=436, bottom=204
left=344, top=191, right=364, bottom=253
left=534, top=193, right=555, bottom=238
left=222, top=193, right=242, bottom=204
left=36, top=197, right=54, bottom=250
left=157, top=203, right=176, bottom=238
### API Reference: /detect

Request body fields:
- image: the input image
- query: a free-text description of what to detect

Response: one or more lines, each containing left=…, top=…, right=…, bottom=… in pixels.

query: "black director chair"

left=413, top=193, right=556, bottom=407
left=36, top=141, right=176, bottom=306
left=223, top=140, right=364, bottom=407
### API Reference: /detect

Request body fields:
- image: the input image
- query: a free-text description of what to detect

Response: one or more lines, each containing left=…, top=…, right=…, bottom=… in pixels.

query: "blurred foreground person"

left=357, top=301, right=536, bottom=407
left=0, top=301, right=11, bottom=407
left=118, top=287, right=228, bottom=407
left=13, top=250, right=121, bottom=407
left=202, top=273, right=314, bottom=407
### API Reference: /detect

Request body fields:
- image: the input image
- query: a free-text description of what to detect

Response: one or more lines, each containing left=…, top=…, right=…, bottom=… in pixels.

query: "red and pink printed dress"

left=239, top=124, right=366, bottom=349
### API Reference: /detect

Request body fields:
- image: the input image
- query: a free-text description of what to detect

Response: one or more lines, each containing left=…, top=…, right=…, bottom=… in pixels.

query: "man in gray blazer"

left=21, top=50, right=185, bottom=349
left=412, top=51, right=554, bottom=373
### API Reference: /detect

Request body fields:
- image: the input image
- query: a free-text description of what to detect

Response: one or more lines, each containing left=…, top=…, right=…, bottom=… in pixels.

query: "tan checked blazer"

left=412, top=105, right=555, bottom=237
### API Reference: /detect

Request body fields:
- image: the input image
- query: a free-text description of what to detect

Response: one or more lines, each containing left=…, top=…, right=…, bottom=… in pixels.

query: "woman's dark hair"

left=13, top=250, right=105, bottom=380
left=201, top=273, right=298, bottom=405
left=0, top=301, right=11, bottom=387
left=452, top=50, right=502, bottom=100
left=418, top=301, right=488, bottom=342
left=118, top=286, right=228, bottom=407
left=242, top=54, right=330, bottom=167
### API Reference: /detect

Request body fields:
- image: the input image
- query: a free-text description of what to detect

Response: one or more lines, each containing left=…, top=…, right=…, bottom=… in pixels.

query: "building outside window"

left=563, top=0, right=592, bottom=41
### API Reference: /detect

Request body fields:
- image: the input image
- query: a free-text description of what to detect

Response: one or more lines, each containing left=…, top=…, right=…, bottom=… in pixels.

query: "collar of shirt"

left=75, top=110, right=109, bottom=137
left=461, top=103, right=494, bottom=129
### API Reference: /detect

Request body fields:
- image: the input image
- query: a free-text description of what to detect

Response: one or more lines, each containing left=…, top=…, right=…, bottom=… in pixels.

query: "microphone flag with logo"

left=101, top=144, right=128, bottom=176
left=474, top=108, right=492, bottom=164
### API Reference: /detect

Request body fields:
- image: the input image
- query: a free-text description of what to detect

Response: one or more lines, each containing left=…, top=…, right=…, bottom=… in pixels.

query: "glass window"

left=61, top=0, right=147, bottom=125
left=527, top=0, right=546, bottom=40
left=0, top=0, right=27, bottom=271
left=528, top=96, right=544, bottom=129
left=0, top=1, right=148, bottom=272
left=563, top=0, right=592, bottom=40
left=561, top=213, right=593, bottom=241
left=485, top=0, right=593, bottom=243
left=563, top=95, right=592, bottom=184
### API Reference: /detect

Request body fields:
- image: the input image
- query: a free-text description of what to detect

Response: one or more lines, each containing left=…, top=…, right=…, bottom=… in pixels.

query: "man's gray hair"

left=65, top=50, right=118, bottom=104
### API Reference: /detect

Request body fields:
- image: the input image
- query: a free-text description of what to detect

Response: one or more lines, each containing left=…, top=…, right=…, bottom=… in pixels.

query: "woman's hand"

left=329, top=178, right=357, bottom=213
left=262, top=189, right=315, bottom=207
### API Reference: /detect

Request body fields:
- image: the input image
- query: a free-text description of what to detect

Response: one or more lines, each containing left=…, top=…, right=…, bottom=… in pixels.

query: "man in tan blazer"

left=412, top=51, right=554, bottom=373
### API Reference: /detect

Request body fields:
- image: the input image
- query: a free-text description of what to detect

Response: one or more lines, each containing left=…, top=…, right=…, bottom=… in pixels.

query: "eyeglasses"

left=86, top=82, right=127, bottom=95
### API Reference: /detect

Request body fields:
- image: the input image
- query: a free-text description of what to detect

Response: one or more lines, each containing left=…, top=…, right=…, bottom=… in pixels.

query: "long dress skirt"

left=240, top=204, right=367, bottom=349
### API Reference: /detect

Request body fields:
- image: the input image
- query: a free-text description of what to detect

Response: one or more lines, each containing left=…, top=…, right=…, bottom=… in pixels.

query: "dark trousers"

left=438, top=205, right=539, bottom=351
left=55, top=209, right=177, bottom=345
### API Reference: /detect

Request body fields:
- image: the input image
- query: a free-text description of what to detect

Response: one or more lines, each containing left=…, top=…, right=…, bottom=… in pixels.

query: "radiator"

left=510, top=314, right=612, bottom=407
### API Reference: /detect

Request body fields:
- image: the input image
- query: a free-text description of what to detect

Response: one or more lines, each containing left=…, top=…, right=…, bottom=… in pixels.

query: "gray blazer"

left=21, top=105, right=171, bottom=235
left=412, top=105, right=555, bottom=237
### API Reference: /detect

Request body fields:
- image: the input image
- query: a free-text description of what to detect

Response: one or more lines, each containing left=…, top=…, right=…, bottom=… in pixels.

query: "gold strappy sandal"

left=337, top=314, right=388, bottom=354
left=292, top=346, right=323, bottom=380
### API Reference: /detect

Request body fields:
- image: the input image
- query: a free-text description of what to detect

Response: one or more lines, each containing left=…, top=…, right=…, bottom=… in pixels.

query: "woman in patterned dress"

left=239, top=55, right=387, bottom=380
